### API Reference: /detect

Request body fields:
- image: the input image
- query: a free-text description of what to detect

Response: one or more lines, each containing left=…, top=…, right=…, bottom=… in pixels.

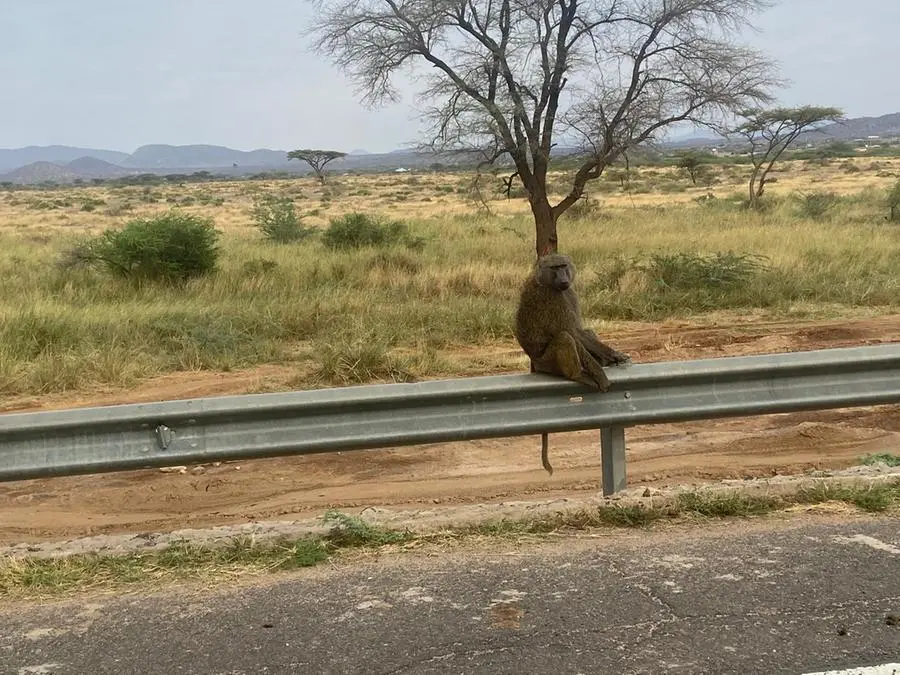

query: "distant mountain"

left=661, top=126, right=721, bottom=148
left=122, top=144, right=294, bottom=169
left=67, top=156, right=133, bottom=178
left=663, top=135, right=725, bottom=149
left=0, top=145, right=130, bottom=172
left=0, top=146, right=450, bottom=184
left=1, top=161, right=78, bottom=184
left=116, top=145, right=433, bottom=173
left=2, top=112, right=895, bottom=185
left=800, top=112, right=900, bottom=142
left=658, top=113, right=900, bottom=149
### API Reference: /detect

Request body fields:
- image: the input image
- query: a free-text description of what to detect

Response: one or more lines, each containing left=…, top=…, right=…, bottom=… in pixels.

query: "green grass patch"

left=320, top=510, right=414, bottom=548
left=0, top=513, right=401, bottom=598
left=595, top=503, right=669, bottom=527
left=859, top=452, right=900, bottom=467
left=0, top=536, right=328, bottom=597
left=675, top=491, right=781, bottom=517
left=794, top=481, right=900, bottom=513
left=1, top=480, right=898, bottom=598
left=308, top=335, right=416, bottom=385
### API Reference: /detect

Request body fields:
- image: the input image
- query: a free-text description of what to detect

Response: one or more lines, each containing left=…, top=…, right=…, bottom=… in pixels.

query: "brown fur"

left=514, top=253, right=630, bottom=473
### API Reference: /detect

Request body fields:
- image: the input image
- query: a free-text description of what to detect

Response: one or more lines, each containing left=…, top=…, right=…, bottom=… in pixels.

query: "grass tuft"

left=675, top=491, right=780, bottom=517
left=308, top=335, right=416, bottom=385
left=320, top=510, right=413, bottom=548
left=859, top=452, right=900, bottom=467
left=794, top=481, right=900, bottom=513
left=595, top=503, right=667, bottom=527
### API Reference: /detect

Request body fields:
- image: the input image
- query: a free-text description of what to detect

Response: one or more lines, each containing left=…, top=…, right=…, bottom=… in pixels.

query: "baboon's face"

left=538, top=254, right=575, bottom=292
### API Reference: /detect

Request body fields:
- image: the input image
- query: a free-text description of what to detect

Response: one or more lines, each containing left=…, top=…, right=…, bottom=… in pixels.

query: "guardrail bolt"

left=155, top=424, right=174, bottom=450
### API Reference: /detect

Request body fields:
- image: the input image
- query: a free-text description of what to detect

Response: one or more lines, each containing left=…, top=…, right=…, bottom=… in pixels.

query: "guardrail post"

left=600, top=426, right=627, bottom=496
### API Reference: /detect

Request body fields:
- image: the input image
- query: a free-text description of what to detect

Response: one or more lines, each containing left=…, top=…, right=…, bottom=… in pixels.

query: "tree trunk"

left=748, top=169, right=759, bottom=208
left=529, top=185, right=558, bottom=257
left=755, top=171, right=769, bottom=203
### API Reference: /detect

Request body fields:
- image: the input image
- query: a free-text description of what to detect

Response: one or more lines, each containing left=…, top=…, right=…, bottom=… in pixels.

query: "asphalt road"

left=2, top=516, right=899, bottom=675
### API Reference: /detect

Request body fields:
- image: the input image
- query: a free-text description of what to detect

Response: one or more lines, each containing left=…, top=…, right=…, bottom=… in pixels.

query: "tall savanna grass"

left=1, top=182, right=898, bottom=398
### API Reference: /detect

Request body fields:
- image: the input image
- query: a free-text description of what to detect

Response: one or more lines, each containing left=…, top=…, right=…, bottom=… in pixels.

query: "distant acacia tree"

left=308, top=0, right=777, bottom=256
left=287, top=149, right=347, bottom=184
left=730, top=106, right=844, bottom=208
left=676, top=152, right=706, bottom=185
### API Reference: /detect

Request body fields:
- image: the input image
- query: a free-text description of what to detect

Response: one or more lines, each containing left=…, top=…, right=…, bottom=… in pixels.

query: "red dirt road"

left=3, top=314, right=900, bottom=545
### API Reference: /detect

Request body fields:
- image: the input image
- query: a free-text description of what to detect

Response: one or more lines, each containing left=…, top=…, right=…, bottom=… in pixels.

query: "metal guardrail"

left=2, top=344, right=900, bottom=496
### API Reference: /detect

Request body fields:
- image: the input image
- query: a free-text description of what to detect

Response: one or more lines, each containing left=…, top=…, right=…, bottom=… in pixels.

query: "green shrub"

left=84, top=210, right=220, bottom=283
left=104, top=200, right=133, bottom=216
left=322, top=212, right=424, bottom=250
left=196, top=191, right=226, bottom=206
left=309, top=334, right=414, bottom=384
left=641, top=251, right=769, bottom=292
left=79, top=197, right=105, bottom=212
left=887, top=180, right=900, bottom=222
left=250, top=195, right=315, bottom=243
left=794, top=191, right=841, bottom=221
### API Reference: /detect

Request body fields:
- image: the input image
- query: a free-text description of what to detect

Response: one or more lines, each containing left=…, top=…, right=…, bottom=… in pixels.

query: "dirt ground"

left=3, top=314, right=900, bottom=546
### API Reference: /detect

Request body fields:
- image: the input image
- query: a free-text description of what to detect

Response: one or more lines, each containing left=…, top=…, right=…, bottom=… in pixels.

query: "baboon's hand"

left=582, top=330, right=631, bottom=367
left=606, top=349, right=632, bottom=367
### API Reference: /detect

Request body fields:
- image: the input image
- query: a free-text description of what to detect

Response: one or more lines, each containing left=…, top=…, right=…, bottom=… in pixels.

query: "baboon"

left=514, top=253, right=630, bottom=474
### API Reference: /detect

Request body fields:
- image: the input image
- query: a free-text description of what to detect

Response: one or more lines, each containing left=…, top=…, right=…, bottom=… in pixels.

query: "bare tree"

left=730, top=106, right=844, bottom=208
left=307, top=0, right=778, bottom=255
left=287, top=149, right=347, bottom=184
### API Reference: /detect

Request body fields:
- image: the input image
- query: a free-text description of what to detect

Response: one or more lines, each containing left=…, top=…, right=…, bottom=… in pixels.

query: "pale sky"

left=1, top=0, right=895, bottom=153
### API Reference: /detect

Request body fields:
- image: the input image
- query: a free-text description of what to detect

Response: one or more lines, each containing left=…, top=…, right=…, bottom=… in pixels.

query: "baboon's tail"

left=541, top=433, right=553, bottom=475
left=529, top=359, right=553, bottom=475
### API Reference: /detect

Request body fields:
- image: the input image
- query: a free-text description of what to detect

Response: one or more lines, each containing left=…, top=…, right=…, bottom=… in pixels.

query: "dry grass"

left=1, top=158, right=899, bottom=401
left=3, top=157, right=898, bottom=231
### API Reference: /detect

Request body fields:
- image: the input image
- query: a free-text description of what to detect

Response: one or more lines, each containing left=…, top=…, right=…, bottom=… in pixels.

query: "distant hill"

left=1, top=111, right=896, bottom=184
left=663, top=135, right=723, bottom=149
left=66, top=156, right=133, bottom=179
left=122, top=144, right=293, bottom=169
left=0, top=147, right=449, bottom=184
left=0, top=145, right=130, bottom=172
left=800, top=112, right=900, bottom=142
left=659, top=112, right=900, bottom=149
left=1, top=161, right=79, bottom=184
